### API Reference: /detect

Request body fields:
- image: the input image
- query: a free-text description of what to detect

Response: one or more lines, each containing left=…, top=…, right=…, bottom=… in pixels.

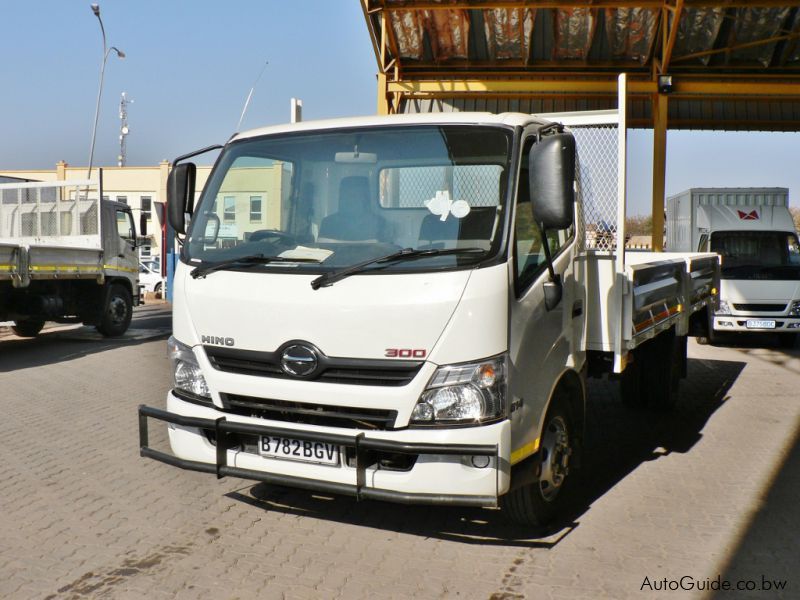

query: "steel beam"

left=368, top=1, right=800, bottom=9
left=386, top=78, right=800, bottom=97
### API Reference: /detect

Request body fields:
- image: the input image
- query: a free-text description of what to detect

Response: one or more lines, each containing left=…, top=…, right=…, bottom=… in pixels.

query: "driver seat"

left=318, top=177, right=386, bottom=242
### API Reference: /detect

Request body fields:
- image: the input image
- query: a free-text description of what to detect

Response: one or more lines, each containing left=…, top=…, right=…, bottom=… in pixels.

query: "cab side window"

left=116, top=209, right=135, bottom=244
left=514, top=138, right=574, bottom=294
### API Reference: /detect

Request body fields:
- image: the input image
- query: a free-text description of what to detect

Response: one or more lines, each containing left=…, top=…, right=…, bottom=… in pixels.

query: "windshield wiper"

left=310, top=247, right=486, bottom=290
left=191, top=253, right=320, bottom=279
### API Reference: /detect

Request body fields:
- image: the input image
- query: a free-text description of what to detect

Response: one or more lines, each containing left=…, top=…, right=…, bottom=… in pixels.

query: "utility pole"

left=118, top=92, right=131, bottom=167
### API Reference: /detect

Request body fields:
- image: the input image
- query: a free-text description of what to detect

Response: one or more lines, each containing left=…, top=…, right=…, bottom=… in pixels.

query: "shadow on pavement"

left=228, top=356, right=745, bottom=547
left=711, top=422, right=799, bottom=598
left=0, top=307, right=171, bottom=372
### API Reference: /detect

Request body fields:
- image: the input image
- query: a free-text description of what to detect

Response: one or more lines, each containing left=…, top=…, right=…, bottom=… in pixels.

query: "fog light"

left=718, top=321, right=734, bottom=328
left=471, top=455, right=491, bottom=469
left=788, top=323, right=800, bottom=329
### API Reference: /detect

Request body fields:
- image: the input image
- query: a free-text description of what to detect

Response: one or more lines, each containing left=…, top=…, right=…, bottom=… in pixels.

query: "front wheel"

left=12, top=319, right=45, bottom=337
left=501, top=397, right=575, bottom=526
left=778, top=333, right=797, bottom=349
left=96, top=284, right=132, bottom=337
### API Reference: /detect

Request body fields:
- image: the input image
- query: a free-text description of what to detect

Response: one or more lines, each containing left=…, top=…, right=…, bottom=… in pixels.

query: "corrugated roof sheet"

left=365, top=2, right=800, bottom=131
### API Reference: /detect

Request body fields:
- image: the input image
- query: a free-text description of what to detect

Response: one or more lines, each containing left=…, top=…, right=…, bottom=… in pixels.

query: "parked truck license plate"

left=746, top=319, right=776, bottom=329
left=260, top=436, right=340, bottom=466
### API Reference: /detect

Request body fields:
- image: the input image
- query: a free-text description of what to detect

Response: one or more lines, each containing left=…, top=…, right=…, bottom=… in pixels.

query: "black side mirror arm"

left=539, top=223, right=562, bottom=311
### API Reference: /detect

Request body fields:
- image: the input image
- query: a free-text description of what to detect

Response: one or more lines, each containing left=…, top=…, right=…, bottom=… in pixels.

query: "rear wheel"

left=502, top=396, right=575, bottom=526
left=619, top=351, right=645, bottom=408
left=154, top=281, right=163, bottom=296
left=642, top=329, right=682, bottom=411
left=12, top=319, right=45, bottom=337
left=96, top=284, right=132, bottom=337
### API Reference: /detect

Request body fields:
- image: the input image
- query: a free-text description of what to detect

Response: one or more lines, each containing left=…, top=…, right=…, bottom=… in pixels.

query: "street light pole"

left=88, top=3, right=124, bottom=180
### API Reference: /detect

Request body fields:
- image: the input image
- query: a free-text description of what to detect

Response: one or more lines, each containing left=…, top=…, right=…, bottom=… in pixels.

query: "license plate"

left=746, top=319, right=776, bottom=329
left=259, top=436, right=340, bottom=466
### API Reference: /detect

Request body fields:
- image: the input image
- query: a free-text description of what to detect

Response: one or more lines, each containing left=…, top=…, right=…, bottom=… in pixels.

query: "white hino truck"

left=666, top=188, right=800, bottom=347
left=0, top=177, right=140, bottom=337
left=138, top=84, right=719, bottom=525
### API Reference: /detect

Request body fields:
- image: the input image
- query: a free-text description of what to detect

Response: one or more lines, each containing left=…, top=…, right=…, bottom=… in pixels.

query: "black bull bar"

left=138, top=405, right=500, bottom=507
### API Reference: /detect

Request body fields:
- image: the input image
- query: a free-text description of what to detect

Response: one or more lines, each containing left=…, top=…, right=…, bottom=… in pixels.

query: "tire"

left=154, top=281, right=163, bottom=296
left=12, top=319, right=45, bottom=337
left=778, top=333, right=798, bottom=349
left=619, top=350, right=645, bottom=408
left=642, top=330, right=681, bottom=411
left=96, top=283, right=133, bottom=337
left=501, top=396, right=575, bottom=526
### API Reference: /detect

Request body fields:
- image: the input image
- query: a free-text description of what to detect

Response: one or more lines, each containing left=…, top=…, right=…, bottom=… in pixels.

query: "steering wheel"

left=249, top=229, right=297, bottom=245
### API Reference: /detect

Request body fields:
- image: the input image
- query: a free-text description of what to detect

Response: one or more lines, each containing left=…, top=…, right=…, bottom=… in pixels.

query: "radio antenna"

left=236, top=59, right=269, bottom=132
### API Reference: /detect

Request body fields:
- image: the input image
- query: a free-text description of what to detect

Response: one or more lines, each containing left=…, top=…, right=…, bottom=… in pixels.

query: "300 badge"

left=385, top=348, right=427, bottom=358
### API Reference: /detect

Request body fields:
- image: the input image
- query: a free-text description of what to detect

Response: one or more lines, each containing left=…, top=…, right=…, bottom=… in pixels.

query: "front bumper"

left=713, top=315, right=800, bottom=333
left=139, top=394, right=510, bottom=507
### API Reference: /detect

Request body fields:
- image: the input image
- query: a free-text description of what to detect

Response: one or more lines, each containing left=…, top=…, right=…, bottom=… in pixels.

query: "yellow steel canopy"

left=361, top=0, right=800, bottom=247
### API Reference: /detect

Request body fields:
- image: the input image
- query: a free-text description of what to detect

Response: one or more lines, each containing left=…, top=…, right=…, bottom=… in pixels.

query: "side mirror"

left=139, top=213, right=148, bottom=237
left=168, top=162, right=197, bottom=235
left=529, top=133, right=575, bottom=230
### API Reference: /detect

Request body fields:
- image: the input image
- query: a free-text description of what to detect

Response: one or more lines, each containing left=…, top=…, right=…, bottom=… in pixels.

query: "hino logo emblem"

left=201, top=335, right=235, bottom=347
left=280, top=344, right=318, bottom=377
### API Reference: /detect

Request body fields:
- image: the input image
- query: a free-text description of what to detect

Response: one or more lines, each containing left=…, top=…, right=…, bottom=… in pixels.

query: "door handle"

left=572, top=301, right=583, bottom=318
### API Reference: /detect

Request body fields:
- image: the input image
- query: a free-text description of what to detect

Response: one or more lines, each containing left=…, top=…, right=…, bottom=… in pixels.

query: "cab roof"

left=232, top=112, right=550, bottom=143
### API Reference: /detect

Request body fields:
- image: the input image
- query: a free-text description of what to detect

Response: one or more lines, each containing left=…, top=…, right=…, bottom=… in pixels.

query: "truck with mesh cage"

left=0, top=177, right=140, bottom=337
left=137, top=105, right=718, bottom=525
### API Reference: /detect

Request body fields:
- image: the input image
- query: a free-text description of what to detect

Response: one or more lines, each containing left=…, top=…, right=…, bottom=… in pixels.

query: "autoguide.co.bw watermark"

left=641, top=574, right=788, bottom=593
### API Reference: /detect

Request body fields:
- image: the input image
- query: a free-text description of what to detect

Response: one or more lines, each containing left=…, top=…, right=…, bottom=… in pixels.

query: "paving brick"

left=1, top=308, right=798, bottom=599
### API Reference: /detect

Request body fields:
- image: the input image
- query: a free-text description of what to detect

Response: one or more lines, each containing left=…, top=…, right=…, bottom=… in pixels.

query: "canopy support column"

left=651, top=93, right=668, bottom=251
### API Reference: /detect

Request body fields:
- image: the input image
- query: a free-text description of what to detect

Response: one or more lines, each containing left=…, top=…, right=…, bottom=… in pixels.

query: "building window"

left=141, top=196, right=152, bottom=220
left=116, top=195, right=127, bottom=205
left=102, top=195, right=109, bottom=202
left=250, top=196, right=262, bottom=222
left=223, top=196, right=235, bottom=223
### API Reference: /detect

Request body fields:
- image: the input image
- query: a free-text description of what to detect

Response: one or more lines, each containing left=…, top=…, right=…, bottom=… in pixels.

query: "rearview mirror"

left=168, top=162, right=197, bottom=235
left=529, top=133, right=575, bottom=230
left=139, top=213, right=148, bottom=237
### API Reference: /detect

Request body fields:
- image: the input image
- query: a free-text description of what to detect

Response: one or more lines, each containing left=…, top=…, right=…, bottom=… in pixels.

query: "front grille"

left=733, top=303, right=786, bottom=312
left=205, top=346, right=422, bottom=387
left=220, top=393, right=397, bottom=430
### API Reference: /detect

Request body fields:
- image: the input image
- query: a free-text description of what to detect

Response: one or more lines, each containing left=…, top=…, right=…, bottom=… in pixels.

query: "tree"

left=625, top=214, right=653, bottom=236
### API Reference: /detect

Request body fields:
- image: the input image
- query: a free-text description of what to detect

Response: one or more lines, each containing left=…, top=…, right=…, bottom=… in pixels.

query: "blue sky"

left=1, top=0, right=798, bottom=216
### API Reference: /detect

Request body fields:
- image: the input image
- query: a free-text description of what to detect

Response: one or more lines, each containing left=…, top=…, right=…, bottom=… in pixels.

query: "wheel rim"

left=538, top=415, right=571, bottom=502
left=107, top=295, right=128, bottom=326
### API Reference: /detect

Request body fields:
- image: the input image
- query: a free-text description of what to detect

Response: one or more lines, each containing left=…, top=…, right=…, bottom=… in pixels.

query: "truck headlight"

left=716, top=300, right=731, bottom=315
left=789, top=300, right=800, bottom=317
left=168, top=336, right=211, bottom=399
left=410, top=355, right=507, bottom=425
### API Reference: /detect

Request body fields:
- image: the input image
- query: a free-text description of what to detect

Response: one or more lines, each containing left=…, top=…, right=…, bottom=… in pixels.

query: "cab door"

left=507, top=131, right=583, bottom=466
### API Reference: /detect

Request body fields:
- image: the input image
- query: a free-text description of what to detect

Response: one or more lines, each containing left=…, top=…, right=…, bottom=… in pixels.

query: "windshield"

left=184, top=125, right=511, bottom=274
left=711, top=230, right=800, bottom=280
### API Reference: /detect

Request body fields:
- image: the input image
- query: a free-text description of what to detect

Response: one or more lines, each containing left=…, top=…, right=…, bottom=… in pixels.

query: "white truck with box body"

left=138, top=97, right=718, bottom=524
left=0, top=177, right=140, bottom=337
left=666, top=188, right=800, bottom=347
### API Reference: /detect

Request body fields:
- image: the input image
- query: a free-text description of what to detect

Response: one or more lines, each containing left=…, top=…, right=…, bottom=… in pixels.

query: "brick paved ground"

left=1, top=310, right=797, bottom=599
